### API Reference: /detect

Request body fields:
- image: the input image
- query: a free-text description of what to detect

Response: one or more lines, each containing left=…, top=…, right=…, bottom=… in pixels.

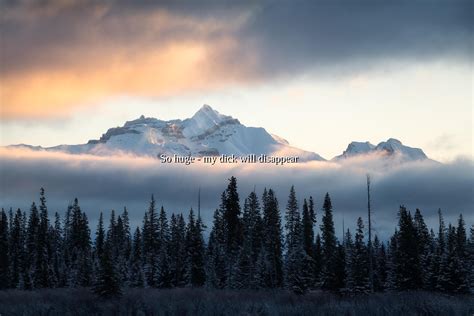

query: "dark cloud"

left=0, top=150, right=472, bottom=239
left=1, top=0, right=471, bottom=77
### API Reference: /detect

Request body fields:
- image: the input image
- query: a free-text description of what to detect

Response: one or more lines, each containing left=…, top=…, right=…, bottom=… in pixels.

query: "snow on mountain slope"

left=10, top=105, right=325, bottom=161
left=333, top=138, right=428, bottom=162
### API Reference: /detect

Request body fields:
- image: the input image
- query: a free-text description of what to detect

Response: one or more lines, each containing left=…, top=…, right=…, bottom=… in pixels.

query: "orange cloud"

left=0, top=7, right=257, bottom=119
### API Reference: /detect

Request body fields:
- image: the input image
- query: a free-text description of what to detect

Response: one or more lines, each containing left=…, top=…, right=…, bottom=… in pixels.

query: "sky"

left=0, top=0, right=472, bottom=161
left=0, top=0, right=473, bottom=237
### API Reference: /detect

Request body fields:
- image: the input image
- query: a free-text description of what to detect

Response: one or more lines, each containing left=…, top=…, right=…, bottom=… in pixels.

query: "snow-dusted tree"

left=0, top=209, right=9, bottom=289
left=236, top=191, right=262, bottom=289
left=155, top=206, right=172, bottom=288
left=170, top=213, right=187, bottom=287
left=320, top=193, right=338, bottom=291
left=8, top=209, right=24, bottom=288
left=284, top=186, right=310, bottom=294
left=93, top=245, right=122, bottom=298
left=185, top=208, right=206, bottom=287
left=142, top=195, right=159, bottom=287
left=347, top=217, right=369, bottom=294
left=372, top=235, right=387, bottom=292
left=129, top=227, right=144, bottom=287
left=206, top=207, right=227, bottom=289
left=261, top=188, right=284, bottom=288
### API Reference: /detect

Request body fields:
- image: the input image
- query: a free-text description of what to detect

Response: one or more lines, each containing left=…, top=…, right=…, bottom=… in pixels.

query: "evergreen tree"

left=155, top=206, right=172, bottom=288
left=51, top=212, right=64, bottom=288
left=313, top=233, right=323, bottom=286
left=284, top=186, right=311, bottom=294
left=185, top=209, right=206, bottom=287
left=93, top=247, right=122, bottom=298
left=261, top=188, right=284, bottom=288
left=206, top=208, right=227, bottom=289
left=373, top=236, right=387, bottom=292
left=142, top=195, right=159, bottom=287
left=24, top=202, right=40, bottom=289
left=94, top=212, right=105, bottom=281
left=170, top=213, right=187, bottom=287
left=236, top=191, right=262, bottom=289
left=395, top=207, right=421, bottom=289
left=8, top=209, right=24, bottom=288
left=413, top=208, right=431, bottom=288
left=348, top=217, right=369, bottom=293
left=35, top=187, right=51, bottom=288
left=222, top=177, right=242, bottom=287
left=302, top=198, right=315, bottom=258
left=320, top=193, right=338, bottom=291
left=0, top=209, right=9, bottom=289
left=129, top=227, right=144, bottom=287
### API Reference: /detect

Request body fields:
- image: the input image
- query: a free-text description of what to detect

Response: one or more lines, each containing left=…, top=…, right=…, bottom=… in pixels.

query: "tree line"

left=0, top=178, right=472, bottom=297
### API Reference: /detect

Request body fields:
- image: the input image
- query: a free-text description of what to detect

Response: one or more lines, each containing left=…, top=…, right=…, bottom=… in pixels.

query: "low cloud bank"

left=1, top=148, right=472, bottom=239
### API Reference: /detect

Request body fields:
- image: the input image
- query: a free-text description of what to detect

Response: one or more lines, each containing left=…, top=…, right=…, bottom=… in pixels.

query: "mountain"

left=10, top=105, right=325, bottom=161
left=333, top=138, right=428, bottom=161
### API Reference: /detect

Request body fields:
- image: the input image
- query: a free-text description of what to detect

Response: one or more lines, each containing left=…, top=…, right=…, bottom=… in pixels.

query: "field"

left=0, top=288, right=473, bottom=316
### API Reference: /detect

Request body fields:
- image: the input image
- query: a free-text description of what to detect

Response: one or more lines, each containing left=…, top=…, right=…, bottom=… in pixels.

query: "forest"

left=0, top=177, right=473, bottom=315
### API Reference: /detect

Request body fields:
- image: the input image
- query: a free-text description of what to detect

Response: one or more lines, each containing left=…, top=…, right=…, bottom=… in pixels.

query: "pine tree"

left=467, top=225, right=474, bottom=293
left=394, top=206, right=421, bottom=290
left=413, top=208, right=431, bottom=288
left=236, top=191, right=262, bottom=289
left=156, top=206, right=172, bottom=288
left=313, top=233, right=323, bottom=287
left=0, top=209, right=9, bottom=289
left=170, top=213, right=187, bottom=287
left=348, top=217, right=369, bottom=294
left=206, top=208, right=227, bottom=289
left=94, top=212, right=105, bottom=281
left=320, top=193, right=338, bottom=291
left=222, top=177, right=242, bottom=287
left=129, top=227, right=144, bottom=287
left=142, top=195, right=159, bottom=287
left=65, top=199, right=92, bottom=287
left=93, top=247, right=122, bottom=298
left=51, top=212, right=64, bottom=288
left=24, top=202, right=40, bottom=289
left=186, top=209, right=206, bottom=287
left=284, top=186, right=310, bottom=294
left=373, top=236, right=387, bottom=292
left=8, top=209, right=24, bottom=288
left=261, top=188, right=283, bottom=288
left=302, top=198, right=315, bottom=258
left=35, top=187, right=51, bottom=288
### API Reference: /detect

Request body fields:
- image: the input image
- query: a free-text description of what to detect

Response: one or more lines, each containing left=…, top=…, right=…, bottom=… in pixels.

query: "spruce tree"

left=261, top=188, right=284, bottom=288
left=186, top=209, right=206, bottom=287
left=142, top=195, right=159, bottom=287
left=8, top=209, right=24, bottom=288
left=0, top=209, right=9, bottom=289
left=129, top=227, right=144, bottom=287
left=237, top=192, right=262, bottom=289
left=313, top=233, right=323, bottom=286
left=156, top=206, right=172, bottom=288
left=373, top=236, right=387, bottom=292
left=348, top=217, right=369, bottom=293
left=320, top=193, right=338, bottom=291
left=284, top=186, right=310, bottom=294
left=207, top=208, right=227, bottom=289
left=35, top=187, right=51, bottom=288
left=93, top=247, right=122, bottom=298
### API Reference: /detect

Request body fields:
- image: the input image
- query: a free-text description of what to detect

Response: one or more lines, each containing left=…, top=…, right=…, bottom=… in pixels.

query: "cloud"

left=1, top=0, right=471, bottom=119
left=0, top=148, right=472, bottom=239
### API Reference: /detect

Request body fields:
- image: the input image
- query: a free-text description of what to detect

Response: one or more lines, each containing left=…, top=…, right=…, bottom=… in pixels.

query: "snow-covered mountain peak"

left=333, top=138, right=429, bottom=161
left=183, top=104, right=240, bottom=138
left=10, top=105, right=323, bottom=161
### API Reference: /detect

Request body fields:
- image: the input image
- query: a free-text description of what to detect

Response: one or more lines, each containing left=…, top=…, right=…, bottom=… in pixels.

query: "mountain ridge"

left=6, top=105, right=431, bottom=163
